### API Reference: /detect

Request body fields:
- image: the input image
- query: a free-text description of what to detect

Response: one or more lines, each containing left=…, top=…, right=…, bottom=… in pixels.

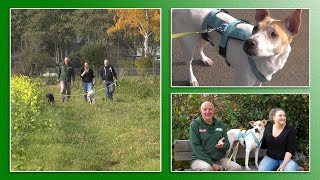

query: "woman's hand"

left=277, top=164, right=285, bottom=171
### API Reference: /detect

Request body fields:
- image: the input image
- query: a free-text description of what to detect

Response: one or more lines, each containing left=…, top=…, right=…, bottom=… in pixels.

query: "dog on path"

left=226, top=120, right=267, bottom=170
left=46, top=93, right=54, bottom=106
left=172, top=9, right=302, bottom=86
left=87, top=89, right=95, bottom=104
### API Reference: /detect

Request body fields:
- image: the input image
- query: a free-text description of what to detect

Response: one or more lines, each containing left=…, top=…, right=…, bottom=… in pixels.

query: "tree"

left=79, top=39, right=109, bottom=68
left=107, top=9, right=160, bottom=58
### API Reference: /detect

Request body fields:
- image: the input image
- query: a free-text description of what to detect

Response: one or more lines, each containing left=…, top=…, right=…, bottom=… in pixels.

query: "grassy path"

left=13, top=77, right=160, bottom=171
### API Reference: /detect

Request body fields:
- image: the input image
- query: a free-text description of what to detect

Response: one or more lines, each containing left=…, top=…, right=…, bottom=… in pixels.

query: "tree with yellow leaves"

left=107, top=9, right=160, bottom=58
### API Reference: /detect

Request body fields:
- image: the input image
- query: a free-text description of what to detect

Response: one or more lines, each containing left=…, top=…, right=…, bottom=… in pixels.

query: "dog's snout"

left=244, top=39, right=257, bottom=48
left=255, top=128, right=259, bottom=133
left=243, top=39, right=258, bottom=56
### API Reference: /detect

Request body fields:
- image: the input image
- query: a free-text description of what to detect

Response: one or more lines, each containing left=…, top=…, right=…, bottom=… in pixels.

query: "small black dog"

left=46, top=93, right=54, bottom=106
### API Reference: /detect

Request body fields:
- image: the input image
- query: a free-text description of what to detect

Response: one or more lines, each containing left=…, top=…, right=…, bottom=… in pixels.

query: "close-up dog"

left=46, top=93, right=54, bottom=106
left=87, top=89, right=95, bottom=104
left=226, top=120, right=267, bottom=171
left=172, top=9, right=307, bottom=86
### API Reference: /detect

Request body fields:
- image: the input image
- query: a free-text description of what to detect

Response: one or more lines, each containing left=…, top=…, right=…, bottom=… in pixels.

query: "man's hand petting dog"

left=215, top=137, right=225, bottom=149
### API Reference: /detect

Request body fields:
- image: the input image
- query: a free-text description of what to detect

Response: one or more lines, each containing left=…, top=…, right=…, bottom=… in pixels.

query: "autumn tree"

left=107, top=9, right=160, bottom=58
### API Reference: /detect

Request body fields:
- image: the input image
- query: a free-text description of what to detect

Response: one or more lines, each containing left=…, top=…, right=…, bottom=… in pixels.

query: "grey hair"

left=269, top=108, right=284, bottom=120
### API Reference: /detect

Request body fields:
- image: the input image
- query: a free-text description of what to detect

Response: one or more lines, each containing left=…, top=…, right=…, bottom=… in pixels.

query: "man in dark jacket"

left=190, top=101, right=241, bottom=171
left=100, top=59, right=118, bottom=99
left=57, top=57, right=75, bottom=102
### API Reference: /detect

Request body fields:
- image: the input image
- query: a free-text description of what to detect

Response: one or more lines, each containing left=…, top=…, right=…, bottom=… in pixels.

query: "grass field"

left=11, top=76, right=160, bottom=171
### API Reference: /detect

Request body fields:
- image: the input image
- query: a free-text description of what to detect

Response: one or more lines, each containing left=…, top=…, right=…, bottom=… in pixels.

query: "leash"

left=172, top=28, right=217, bottom=39
left=224, top=141, right=240, bottom=171
left=50, top=83, right=116, bottom=97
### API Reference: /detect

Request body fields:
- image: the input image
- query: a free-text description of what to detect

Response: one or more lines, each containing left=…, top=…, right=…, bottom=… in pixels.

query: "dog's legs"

left=245, top=149, right=251, bottom=171
left=199, top=42, right=214, bottom=66
left=254, top=147, right=260, bottom=169
left=179, top=35, right=199, bottom=86
left=232, top=144, right=239, bottom=163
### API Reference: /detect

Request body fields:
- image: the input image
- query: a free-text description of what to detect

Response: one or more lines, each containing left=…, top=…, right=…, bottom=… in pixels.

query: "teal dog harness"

left=201, top=9, right=268, bottom=83
left=238, top=129, right=261, bottom=147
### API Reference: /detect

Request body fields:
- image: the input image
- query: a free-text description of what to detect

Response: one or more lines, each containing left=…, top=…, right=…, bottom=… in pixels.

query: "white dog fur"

left=87, top=89, right=95, bottom=104
left=172, top=9, right=301, bottom=86
left=226, top=120, right=267, bottom=170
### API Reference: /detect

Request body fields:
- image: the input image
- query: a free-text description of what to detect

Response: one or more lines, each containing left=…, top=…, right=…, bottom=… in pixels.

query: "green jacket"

left=58, top=63, right=75, bottom=82
left=190, top=115, right=230, bottom=165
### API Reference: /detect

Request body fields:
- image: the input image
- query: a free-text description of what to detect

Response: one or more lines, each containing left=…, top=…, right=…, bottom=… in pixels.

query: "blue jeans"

left=103, top=80, right=114, bottom=99
left=82, top=82, right=93, bottom=100
left=258, top=155, right=299, bottom=171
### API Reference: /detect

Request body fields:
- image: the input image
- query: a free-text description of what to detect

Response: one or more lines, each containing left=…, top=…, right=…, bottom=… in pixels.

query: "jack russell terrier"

left=87, top=89, right=95, bottom=104
left=172, top=9, right=302, bottom=86
left=226, top=120, right=267, bottom=171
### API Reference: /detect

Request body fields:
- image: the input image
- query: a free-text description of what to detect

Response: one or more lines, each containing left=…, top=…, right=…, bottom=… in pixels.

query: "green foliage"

left=11, top=76, right=56, bottom=168
left=79, top=39, right=109, bottom=68
left=172, top=94, right=309, bottom=157
left=134, top=57, right=152, bottom=77
left=68, top=51, right=82, bottom=68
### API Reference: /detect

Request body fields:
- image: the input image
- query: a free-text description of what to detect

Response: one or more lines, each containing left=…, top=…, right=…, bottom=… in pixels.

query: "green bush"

left=134, top=57, right=152, bottom=77
left=11, top=75, right=55, bottom=167
left=79, top=39, right=108, bottom=68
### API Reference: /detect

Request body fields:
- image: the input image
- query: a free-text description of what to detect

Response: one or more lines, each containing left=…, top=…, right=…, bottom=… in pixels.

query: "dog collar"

left=248, top=56, right=268, bottom=83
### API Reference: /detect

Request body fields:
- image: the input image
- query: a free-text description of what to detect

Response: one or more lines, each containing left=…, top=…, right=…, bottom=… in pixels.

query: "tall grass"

left=11, top=76, right=160, bottom=171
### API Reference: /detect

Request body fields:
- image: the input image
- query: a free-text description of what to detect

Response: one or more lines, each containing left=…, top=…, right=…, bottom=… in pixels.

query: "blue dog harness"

left=201, top=9, right=268, bottom=83
left=238, top=129, right=261, bottom=147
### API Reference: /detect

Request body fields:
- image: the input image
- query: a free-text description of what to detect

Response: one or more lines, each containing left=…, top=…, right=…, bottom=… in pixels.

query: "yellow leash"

left=172, top=28, right=217, bottom=39
left=224, top=141, right=240, bottom=171
left=172, top=32, right=203, bottom=38
left=50, top=82, right=117, bottom=98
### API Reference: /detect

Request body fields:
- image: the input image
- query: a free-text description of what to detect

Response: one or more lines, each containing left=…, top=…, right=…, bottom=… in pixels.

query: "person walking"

left=57, top=57, right=75, bottom=102
left=100, top=59, right=118, bottom=100
left=80, top=62, right=95, bottom=101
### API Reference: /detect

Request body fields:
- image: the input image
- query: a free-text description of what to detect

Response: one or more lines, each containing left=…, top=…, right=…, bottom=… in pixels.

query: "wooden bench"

left=173, top=140, right=304, bottom=171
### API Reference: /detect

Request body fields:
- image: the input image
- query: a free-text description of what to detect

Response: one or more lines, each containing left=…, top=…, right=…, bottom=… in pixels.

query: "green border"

left=2, top=0, right=319, bottom=179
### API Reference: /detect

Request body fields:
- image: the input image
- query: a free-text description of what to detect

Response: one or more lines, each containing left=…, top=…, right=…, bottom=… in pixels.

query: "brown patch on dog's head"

left=250, top=120, right=268, bottom=133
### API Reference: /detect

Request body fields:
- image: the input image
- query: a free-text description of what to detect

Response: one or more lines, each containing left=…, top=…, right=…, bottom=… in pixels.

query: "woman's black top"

left=260, top=124, right=296, bottom=160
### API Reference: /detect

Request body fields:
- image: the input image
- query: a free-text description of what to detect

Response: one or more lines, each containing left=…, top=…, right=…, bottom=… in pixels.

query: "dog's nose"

left=244, top=39, right=257, bottom=48
left=243, top=39, right=258, bottom=56
left=255, top=128, right=259, bottom=133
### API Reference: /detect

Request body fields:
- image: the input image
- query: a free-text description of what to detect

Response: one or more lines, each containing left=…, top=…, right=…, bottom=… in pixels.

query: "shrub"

left=11, top=75, right=55, bottom=161
left=134, top=57, right=152, bottom=77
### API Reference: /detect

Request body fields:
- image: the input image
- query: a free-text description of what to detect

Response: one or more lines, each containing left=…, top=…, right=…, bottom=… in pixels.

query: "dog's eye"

left=252, top=26, right=258, bottom=33
left=270, top=31, right=278, bottom=38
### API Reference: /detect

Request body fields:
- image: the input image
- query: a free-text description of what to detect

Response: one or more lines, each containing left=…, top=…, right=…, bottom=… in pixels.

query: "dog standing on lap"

left=172, top=9, right=301, bottom=86
left=226, top=120, right=267, bottom=170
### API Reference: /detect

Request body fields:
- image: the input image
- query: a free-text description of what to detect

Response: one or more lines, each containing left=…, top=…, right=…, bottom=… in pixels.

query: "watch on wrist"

left=219, top=165, right=224, bottom=171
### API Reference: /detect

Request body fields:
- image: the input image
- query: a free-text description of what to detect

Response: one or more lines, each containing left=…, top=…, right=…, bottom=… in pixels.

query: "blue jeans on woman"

left=258, top=155, right=299, bottom=171
left=82, top=82, right=93, bottom=100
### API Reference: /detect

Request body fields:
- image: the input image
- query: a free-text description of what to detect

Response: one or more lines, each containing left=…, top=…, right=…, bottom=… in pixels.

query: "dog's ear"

left=262, top=119, right=268, bottom=126
left=249, top=121, right=255, bottom=127
left=255, top=9, right=270, bottom=23
left=284, top=9, right=302, bottom=36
